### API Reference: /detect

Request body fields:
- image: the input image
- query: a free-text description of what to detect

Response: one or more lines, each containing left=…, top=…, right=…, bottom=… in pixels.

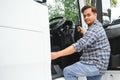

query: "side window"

left=102, top=0, right=120, bottom=25
left=102, top=0, right=111, bottom=25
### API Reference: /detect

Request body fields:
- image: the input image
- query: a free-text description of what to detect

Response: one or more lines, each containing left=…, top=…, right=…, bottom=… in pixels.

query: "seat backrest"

left=105, top=24, right=120, bottom=54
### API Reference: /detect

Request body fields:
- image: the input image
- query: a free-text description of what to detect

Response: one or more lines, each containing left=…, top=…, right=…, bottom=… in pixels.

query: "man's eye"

left=87, top=14, right=91, bottom=17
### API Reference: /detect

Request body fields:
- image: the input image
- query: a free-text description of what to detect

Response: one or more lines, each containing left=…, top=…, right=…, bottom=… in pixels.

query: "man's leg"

left=63, top=62, right=100, bottom=80
left=63, top=62, right=82, bottom=80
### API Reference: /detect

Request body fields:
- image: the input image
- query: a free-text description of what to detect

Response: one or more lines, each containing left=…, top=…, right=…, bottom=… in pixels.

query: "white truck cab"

left=1, top=0, right=120, bottom=80
left=0, top=0, right=51, bottom=80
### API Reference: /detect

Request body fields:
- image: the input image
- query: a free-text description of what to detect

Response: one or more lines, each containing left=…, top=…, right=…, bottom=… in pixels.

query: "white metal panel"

left=0, top=0, right=49, bottom=32
left=0, top=0, right=51, bottom=80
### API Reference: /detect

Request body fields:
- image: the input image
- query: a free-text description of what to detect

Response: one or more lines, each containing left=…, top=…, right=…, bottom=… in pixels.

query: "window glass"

left=48, top=0, right=79, bottom=24
left=102, top=0, right=120, bottom=25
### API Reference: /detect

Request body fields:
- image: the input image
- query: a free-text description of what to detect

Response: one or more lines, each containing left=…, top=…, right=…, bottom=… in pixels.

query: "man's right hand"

left=77, top=26, right=87, bottom=35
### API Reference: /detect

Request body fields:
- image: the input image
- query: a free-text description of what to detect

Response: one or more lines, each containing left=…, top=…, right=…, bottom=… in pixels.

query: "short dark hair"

left=81, top=5, right=97, bottom=13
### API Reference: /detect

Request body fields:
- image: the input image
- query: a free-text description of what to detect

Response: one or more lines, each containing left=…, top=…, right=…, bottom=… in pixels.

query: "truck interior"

left=50, top=16, right=82, bottom=79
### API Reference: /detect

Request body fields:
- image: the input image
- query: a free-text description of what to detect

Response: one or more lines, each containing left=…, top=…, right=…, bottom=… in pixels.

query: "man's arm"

left=51, top=45, right=76, bottom=60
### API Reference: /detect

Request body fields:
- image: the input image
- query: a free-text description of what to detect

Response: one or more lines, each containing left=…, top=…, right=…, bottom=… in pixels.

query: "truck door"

left=0, top=0, right=51, bottom=80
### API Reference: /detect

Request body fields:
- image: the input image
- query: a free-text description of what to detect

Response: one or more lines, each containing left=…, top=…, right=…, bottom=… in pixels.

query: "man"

left=51, top=5, right=110, bottom=80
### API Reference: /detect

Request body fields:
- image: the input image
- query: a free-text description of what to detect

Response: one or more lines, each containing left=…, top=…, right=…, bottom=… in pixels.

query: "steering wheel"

left=49, top=17, right=66, bottom=31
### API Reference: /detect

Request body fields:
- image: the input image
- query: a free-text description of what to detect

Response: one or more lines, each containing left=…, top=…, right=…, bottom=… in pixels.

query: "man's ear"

left=95, top=13, right=97, bottom=17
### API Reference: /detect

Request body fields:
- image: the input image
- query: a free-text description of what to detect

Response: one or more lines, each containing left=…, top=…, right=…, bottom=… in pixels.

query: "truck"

left=0, top=0, right=120, bottom=80
left=0, top=0, right=51, bottom=80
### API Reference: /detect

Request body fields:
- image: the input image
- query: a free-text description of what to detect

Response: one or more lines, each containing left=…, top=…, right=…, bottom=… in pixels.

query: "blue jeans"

left=63, top=62, right=102, bottom=80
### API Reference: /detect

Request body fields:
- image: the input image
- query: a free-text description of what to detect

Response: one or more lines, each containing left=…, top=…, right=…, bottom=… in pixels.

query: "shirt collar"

left=87, top=20, right=98, bottom=30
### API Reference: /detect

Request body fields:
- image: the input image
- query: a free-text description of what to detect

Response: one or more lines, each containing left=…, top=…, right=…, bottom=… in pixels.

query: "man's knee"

left=63, top=67, right=69, bottom=75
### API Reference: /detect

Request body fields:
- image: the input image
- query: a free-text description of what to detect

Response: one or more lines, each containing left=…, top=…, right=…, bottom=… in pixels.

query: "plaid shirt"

left=73, top=20, right=111, bottom=74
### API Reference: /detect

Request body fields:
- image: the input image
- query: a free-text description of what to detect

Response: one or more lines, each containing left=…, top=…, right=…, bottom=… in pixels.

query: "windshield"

left=47, top=0, right=79, bottom=25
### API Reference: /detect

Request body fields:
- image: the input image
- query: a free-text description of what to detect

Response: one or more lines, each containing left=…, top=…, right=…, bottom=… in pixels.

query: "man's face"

left=83, top=8, right=97, bottom=26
